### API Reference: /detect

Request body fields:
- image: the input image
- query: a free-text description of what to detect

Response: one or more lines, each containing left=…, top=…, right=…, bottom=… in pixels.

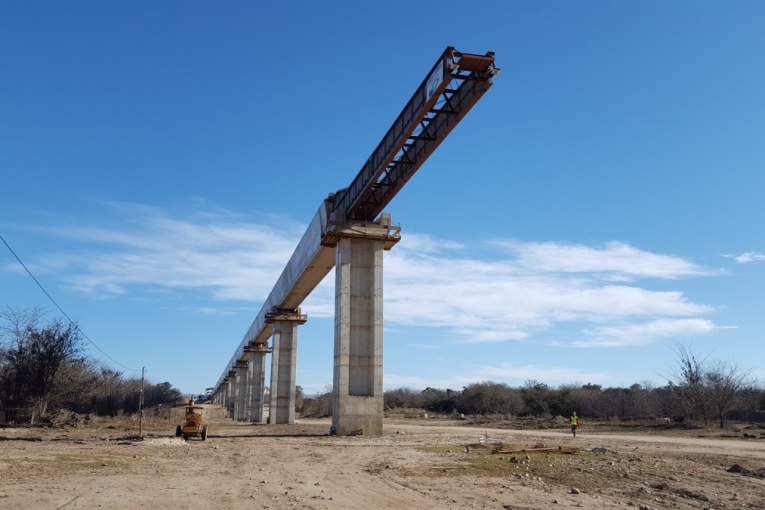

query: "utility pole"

left=139, top=366, right=145, bottom=437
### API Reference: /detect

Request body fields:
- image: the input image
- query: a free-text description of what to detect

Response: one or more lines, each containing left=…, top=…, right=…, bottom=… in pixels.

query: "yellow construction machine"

left=175, top=400, right=208, bottom=440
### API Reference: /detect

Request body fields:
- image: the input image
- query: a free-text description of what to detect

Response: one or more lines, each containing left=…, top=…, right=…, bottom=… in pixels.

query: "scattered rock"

left=726, top=464, right=765, bottom=478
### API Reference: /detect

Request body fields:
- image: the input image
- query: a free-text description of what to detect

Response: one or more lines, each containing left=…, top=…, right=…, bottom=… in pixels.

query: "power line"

left=0, top=231, right=140, bottom=372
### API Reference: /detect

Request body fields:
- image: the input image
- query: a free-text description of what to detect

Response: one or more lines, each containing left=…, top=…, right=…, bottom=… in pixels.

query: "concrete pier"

left=230, top=374, right=238, bottom=419
left=225, top=372, right=235, bottom=418
left=267, top=309, right=307, bottom=424
left=246, top=345, right=270, bottom=423
left=234, top=363, right=248, bottom=421
left=331, top=216, right=399, bottom=436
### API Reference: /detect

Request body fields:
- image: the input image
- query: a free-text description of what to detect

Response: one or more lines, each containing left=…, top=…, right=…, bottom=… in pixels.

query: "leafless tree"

left=705, top=359, right=752, bottom=428
left=668, top=343, right=711, bottom=425
left=301, top=384, right=333, bottom=418
left=668, top=342, right=754, bottom=428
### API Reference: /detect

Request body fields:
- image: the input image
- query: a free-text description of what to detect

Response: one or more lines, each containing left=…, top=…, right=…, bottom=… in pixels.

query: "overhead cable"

left=0, top=231, right=140, bottom=372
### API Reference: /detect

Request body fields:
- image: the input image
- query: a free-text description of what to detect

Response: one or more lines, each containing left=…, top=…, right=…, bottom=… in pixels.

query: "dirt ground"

left=1, top=406, right=764, bottom=510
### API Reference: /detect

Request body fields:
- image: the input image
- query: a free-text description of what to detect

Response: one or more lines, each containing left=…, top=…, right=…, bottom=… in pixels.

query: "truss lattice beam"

left=334, top=47, right=498, bottom=221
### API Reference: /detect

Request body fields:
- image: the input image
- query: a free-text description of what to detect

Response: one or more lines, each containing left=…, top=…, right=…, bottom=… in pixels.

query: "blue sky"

left=2, top=1, right=763, bottom=395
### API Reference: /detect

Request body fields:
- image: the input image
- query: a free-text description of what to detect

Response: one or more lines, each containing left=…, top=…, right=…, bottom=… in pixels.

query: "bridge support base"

left=268, top=311, right=306, bottom=424
left=246, top=347, right=270, bottom=423
left=234, top=363, right=248, bottom=421
left=331, top=219, right=395, bottom=437
left=223, top=381, right=232, bottom=417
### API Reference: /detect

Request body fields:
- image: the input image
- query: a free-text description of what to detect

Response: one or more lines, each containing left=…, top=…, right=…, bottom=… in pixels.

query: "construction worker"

left=570, top=411, right=580, bottom=437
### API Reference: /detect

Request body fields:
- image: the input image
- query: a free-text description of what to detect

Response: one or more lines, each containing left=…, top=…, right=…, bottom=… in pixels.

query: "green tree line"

left=0, top=307, right=183, bottom=425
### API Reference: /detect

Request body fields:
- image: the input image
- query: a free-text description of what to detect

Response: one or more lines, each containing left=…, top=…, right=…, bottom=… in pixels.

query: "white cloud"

left=385, top=365, right=614, bottom=391
left=35, top=204, right=303, bottom=301
left=397, top=233, right=465, bottom=254
left=472, top=363, right=613, bottom=386
left=725, top=252, right=765, bottom=264
left=493, top=240, right=710, bottom=279
left=297, top=381, right=334, bottom=395
left=573, top=318, right=717, bottom=348
left=384, top=373, right=471, bottom=390
left=383, top=238, right=716, bottom=347
left=300, top=279, right=335, bottom=317
left=20, top=204, right=720, bottom=350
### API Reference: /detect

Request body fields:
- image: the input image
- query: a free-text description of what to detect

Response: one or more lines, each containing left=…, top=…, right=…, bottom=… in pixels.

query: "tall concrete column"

left=246, top=345, right=270, bottom=423
left=267, top=309, right=307, bottom=424
left=225, top=373, right=236, bottom=419
left=243, top=365, right=253, bottom=422
left=235, top=363, right=248, bottom=422
left=232, top=371, right=240, bottom=420
left=268, top=331, right=279, bottom=424
left=331, top=215, right=400, bottom=436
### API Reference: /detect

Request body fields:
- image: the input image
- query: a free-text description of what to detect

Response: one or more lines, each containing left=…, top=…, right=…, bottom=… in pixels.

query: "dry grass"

left=407, top=437, right=763, bottom=508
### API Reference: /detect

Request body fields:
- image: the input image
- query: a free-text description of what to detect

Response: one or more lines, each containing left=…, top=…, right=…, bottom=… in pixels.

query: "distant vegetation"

left=0, top=307, right=184, bottom=426
left=303, top=346, right=764, bottom=428
left=5, top=306, right=760, bottom=429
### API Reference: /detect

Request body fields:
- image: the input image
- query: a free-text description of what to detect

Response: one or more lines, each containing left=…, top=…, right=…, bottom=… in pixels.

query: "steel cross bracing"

left=212, top=47, right=497, bottom=396
left=333, top=47, right=498, bottom=222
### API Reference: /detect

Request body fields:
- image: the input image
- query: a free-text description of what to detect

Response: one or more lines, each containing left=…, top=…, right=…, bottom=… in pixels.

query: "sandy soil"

left=1, top=406, right=764, bottom=510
